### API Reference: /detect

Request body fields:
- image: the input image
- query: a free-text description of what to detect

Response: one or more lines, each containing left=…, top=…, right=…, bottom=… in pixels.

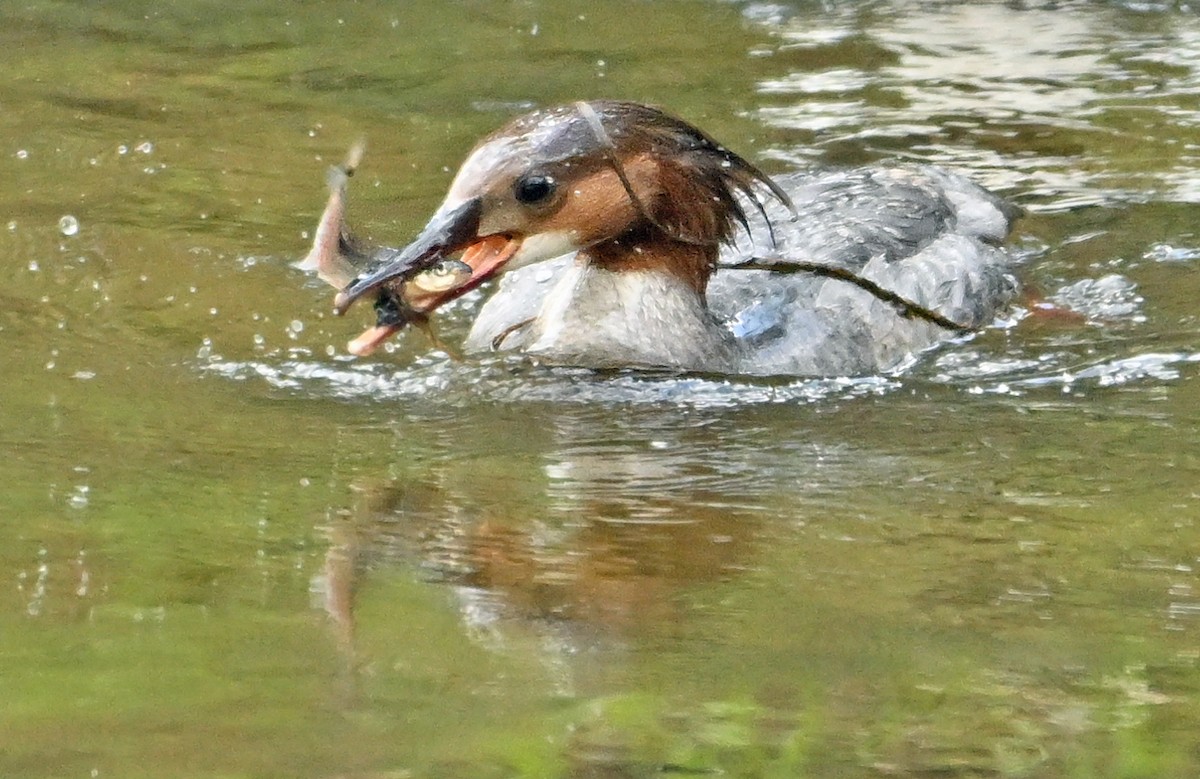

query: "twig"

left=727, top=258, right=973, bottom=334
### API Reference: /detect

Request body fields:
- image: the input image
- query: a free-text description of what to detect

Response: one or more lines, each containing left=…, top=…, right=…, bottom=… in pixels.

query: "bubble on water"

left=15, top=149, right=28, bottom=160
left=117, top=144, right=128, bottom=155
left=28, top=260, right=39, bottom=272
left=59, top=215, right=80, bottom=236
left=7, top=220, right=16, bottom=232
left=135, top=141, right=154, bottom=154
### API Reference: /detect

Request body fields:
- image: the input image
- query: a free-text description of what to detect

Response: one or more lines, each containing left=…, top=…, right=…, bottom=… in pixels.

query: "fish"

left=295, top=144, right=473, bottom=356
left=294, top=142, right=365, bottom=290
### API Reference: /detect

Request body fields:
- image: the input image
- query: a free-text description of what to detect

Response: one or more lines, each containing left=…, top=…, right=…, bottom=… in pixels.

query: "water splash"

left=199, top=352, right=900, bottom=408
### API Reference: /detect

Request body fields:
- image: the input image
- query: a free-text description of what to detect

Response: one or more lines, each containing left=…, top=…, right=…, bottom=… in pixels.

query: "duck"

left=305, top=100, right=1022, bottom=377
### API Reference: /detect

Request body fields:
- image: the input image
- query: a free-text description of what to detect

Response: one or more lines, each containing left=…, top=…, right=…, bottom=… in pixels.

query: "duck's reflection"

left=314, top=411, right=768, bottom=665
left=316, top=478, right=760, bottom=653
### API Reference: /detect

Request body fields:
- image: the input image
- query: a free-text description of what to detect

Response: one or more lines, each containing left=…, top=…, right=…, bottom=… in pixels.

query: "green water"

left=3, top=1, right=1200, bottom=777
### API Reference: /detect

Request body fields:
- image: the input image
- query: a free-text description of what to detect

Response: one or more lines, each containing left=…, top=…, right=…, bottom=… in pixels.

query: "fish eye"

left=514, top=173, right=556, bottom=206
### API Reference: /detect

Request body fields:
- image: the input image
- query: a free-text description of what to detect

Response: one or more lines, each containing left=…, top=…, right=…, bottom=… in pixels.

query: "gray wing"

left=708, top=166, right=1021, bottom=376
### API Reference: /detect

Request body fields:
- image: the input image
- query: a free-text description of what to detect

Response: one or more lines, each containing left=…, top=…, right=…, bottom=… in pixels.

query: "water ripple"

left=200, top=353, right=901, bottom=408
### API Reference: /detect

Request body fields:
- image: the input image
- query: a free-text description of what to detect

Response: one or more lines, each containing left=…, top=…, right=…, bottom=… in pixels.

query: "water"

left=2, top=1, right=1200, bottom=777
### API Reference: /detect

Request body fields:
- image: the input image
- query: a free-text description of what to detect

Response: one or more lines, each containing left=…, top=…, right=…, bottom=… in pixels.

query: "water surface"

left=3, top=1, right=1200, bottom=777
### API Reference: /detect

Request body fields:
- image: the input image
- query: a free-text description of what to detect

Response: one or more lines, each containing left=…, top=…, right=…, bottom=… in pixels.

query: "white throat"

left=518, top=260, right=738, bottom=372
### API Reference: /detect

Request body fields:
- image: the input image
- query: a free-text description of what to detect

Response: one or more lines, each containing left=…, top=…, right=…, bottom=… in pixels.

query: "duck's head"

left=334, top=100, right=791, bottom=350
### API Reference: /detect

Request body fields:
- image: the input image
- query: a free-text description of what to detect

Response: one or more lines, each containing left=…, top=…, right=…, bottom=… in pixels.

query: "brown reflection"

left=316, top=473, right=759, bottom=660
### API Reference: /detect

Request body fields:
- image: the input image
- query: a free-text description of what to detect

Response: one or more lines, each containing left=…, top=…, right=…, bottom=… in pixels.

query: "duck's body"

left=319, top=101, right=1021, bottom=377
left=466, top=166, right=1018, bottom=376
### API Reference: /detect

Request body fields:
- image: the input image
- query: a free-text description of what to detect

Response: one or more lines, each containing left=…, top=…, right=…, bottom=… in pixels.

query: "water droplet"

left=58, top=215, right=80, bottom=236
left=28, top=260, right=39, bottom=272
left=15, top=149, right=28, bottom=160
left=7, top=220, right=16, bottom=232
left=69, top=484, right=90, bottom=508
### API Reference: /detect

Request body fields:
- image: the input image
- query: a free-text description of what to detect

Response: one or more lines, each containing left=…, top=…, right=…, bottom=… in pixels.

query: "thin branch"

left=727, top=258, right=974, bottom=334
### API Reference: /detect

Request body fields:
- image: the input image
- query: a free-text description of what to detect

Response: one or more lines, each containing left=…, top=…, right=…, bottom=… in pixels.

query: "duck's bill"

left=299, top=182, right=523, bottom=356
left=340, top=226, right=523, bottom=357
left=333, top=197, right=485, bottom=315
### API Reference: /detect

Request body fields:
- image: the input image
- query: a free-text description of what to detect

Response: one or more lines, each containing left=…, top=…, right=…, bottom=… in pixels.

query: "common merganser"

left=302, top=100, right=1021, bottom=377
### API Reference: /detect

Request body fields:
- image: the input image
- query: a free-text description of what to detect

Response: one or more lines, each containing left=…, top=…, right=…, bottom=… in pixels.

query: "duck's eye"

left=514, top=174, right=556, bottom=206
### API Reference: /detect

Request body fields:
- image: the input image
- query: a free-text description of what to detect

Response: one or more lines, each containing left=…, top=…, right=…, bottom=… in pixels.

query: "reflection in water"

left=311, top=402, right=908, bottom=697
left=316, top=479, right=757, bottom=646
left=312, top=411, right=781, bottom=678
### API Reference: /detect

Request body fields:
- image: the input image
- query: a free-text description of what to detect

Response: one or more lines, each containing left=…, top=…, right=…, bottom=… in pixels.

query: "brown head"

left=336, top=100, right=792, bottom=349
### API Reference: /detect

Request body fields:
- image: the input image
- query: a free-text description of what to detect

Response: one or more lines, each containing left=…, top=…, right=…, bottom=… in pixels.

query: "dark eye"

left=514, top=173, right=556, bottom=205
